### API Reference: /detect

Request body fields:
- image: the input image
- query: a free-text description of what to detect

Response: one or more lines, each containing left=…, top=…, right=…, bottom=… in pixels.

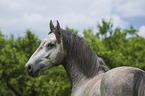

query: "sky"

left=0, top=0, right=145, bottom=39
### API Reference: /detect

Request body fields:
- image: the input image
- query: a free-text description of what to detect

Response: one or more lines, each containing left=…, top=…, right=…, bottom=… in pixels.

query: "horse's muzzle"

left=25, top=64, right=33, bottom=75
left=25, top=63, right=40, bottom=77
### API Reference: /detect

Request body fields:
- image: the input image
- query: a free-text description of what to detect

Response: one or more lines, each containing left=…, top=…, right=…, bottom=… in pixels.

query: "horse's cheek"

left=54, top=49, right=64, bottom=64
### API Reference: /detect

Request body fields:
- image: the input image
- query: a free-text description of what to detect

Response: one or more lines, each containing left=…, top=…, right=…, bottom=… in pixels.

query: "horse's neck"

left=63, top=59, right=85, bottom=88
left=63, top=58, right=104, bottom=91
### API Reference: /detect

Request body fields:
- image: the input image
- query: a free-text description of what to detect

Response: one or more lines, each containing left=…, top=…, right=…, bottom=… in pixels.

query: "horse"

left=25, top=20, right=145, bottom=96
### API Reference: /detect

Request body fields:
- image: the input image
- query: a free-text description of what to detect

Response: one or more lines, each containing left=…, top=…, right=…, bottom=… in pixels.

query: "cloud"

left=110, top=15, right=129, bottom=29
left=138, top=25, right=145, bottom=38
left=113, top=0, right=145, bottom=17
left=0, top=0, right=144, bottom=39
left=47, top=0, right=126, bottom=32
left=0, top=0, right=114, bottom=37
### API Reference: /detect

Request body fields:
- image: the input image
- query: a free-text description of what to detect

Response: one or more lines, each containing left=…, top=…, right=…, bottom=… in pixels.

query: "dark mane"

left=62, top=29, right=109, bottom=77
left=51, top=29, right=109, bottom=77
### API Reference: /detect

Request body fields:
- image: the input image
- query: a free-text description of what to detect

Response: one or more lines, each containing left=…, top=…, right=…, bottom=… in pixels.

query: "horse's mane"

left=51, top=29, right=109, bottom=78
left=61, top=29, right=109, bottom=77
left=98, top=57, right=109, bottom=72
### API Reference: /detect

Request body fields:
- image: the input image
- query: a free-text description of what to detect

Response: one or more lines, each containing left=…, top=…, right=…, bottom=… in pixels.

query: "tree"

left=84, top=19, right=145, bottom=70
left=0, top=20, right=145, bottom=96
left=0, top=30, right=71, bottom=96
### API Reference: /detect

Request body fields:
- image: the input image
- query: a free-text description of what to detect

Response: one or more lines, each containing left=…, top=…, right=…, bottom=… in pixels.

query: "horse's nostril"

left=28, top=65, right=32, bottom=72
left=25, top=64, right=34, bottom=75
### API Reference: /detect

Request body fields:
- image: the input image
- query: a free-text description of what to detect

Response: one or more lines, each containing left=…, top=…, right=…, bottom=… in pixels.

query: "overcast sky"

left=0, top=0, right=145, bottom=39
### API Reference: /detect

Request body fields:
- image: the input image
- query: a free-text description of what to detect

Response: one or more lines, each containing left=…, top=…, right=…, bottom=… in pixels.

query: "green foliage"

left=84, top=19, right=145, bottom=70
left=0, top=20, right=145, bottom=96
left=66, top=26, right=78, bottom=34
left=0, top=31, right=5, bottom=51
left=0, top=30, right=71, bottom=96
left=97, top=19, right=113, bottom=38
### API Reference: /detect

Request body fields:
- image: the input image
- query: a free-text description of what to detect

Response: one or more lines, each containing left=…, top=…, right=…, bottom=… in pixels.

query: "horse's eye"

left=47, top=43, right=55, bottom=48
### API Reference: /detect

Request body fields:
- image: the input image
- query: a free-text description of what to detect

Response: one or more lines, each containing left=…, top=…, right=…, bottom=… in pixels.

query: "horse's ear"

left=50, top=20, right=54, bottom=31
left=56, top=20, right=61, bottom=35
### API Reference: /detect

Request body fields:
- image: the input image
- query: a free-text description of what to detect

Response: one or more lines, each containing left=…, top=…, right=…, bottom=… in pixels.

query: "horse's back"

left=100, top=67, right=145, bottom=96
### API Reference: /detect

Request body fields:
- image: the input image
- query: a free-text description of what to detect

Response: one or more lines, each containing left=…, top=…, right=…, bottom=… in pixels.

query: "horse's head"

left=25, top=20, right=66, bottom=77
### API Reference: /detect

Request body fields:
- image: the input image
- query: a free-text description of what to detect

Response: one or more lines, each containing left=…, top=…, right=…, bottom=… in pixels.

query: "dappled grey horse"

left=25, top=21, right=145, bottom=96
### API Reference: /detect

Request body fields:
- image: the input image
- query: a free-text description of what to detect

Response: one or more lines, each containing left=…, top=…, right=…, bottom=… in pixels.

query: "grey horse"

left=25, top=20, right=145, bottom=96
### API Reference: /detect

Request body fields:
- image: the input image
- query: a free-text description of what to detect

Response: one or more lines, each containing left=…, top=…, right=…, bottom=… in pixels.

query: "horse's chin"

left=29, top=70, right=41, bottom=77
